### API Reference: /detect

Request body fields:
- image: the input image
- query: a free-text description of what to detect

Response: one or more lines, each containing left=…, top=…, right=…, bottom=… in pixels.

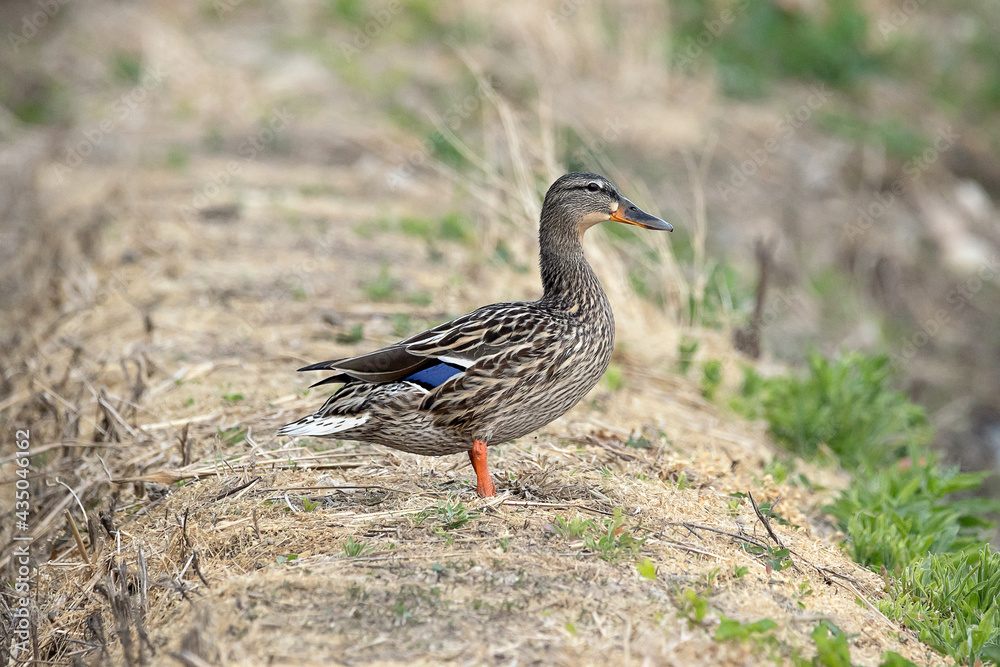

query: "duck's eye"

left=587, top=182, right=600, bottom=192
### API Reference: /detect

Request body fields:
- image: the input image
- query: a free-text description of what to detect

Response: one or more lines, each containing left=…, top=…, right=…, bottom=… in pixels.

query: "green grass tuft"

left=341, top=535, right=373, bottom=557
left=740, top=350, right=1000, bottom=664
left=112, top=50, right=143, bottom=84
left=881, top=546, right=1000, bottom=665
left=584, top=508, right=645, bottom=562
left=362, top=264, right=401, bottom=302
left=736, top=352, right=929, bottom=471
left=672, top=0, right=881, bottom=97
left=602, top=364, right=625, bottom=391
left=677, top=336, right=698, bottom=376
left=217, top=425, right=247, bottom=446
left=550, top=514, right=593, bottom=539
left=676, top=588, right=709, bottom=625
left=336, top=323, right=364, bottom=345
left=825, top=458, right=995, bottom=572
left=716, top=616, right=777, bottom=642
left=429, top=500, right=475, bottom=531
left=815, top=111, right=929, bottom=161
left=700, top=360, right=723, bottom=400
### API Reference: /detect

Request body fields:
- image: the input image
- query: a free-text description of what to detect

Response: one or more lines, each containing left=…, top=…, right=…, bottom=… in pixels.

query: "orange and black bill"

left=610, top=196, right=673, bottom=231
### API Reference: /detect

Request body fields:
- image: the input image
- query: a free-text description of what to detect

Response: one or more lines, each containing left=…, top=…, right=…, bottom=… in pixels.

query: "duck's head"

left=541, top=172, right=673, bottom=238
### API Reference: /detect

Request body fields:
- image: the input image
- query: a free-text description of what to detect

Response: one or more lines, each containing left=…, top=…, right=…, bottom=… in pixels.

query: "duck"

left=278, top=172, right=672, bottom=497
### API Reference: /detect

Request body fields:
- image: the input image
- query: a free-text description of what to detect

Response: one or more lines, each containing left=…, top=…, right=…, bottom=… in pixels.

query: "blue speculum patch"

left=404, top=362, right=464, bottom=387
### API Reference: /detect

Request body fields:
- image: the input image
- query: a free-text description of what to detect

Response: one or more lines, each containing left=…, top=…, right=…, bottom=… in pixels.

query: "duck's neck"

left=538, top=218, right=608, bottom=314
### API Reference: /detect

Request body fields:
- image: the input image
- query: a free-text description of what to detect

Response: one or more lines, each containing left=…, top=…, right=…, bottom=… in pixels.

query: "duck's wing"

left=298, top=345, right=425, bottom=386
left=299, top=302, right=547, bottom=388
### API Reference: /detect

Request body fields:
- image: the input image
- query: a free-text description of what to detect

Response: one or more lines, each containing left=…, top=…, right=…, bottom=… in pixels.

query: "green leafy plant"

left=763, top=458, right=789, bottom=484
left=715, top=616, right=916, bottom=666
left=342, top=536, right=374, bottom=557
left=735, top=352, right=929, bottom=471
left=671, top=0, right=881, bottom=97
left=217, top=425, right=247, bottom=446
left=676, top=588, right=709, bottom=625
left=406, top=290, right=432, bottom=307
left=362, top=264, right=401, bottom=302
left=825, top=457, right=996, bottom=572
left=795, top=621, right=852, bottom=667
left=636, top=558, right=657, bottom=580
left=675, top=471, right=690, bottom=491
left=399, top=216, right=434, bottom=238
left=816, top=111, right=929, bottom=161
left=584, top=508, right=645, bottom=562
left=881, top=546, right=1000, bottom=665
left=438, top=212, right=473, bottom=243
left=112, top=50, right=143, bottom=84
left=677, top=336, right=699, bottom=375
left=743, top=543, right=792, bottom=574
left=301, top=496, right=320, bottom=512
left=725, top=496, right=742, bottom=517
left=393, top=598, right=412, bottom=625
left=700, top=360, right=723, bottom=400
left=741, top=350, right=999, bottom=665
left=624, top=434, right=652, bottom=449
left=716, top=616, right=777, bottom=642
left=336, top=323, right=364, bottom=344
left=551, top=514, right=593, bottom=539
left=391, top=314, right=412, bottom=337
left=877, top=653, right=918, bottom=667
left=433, top=500, right=474, bottom=530
left=602, top=364, right=625, bottom=391
left=754, top=499, right=791, bottom=527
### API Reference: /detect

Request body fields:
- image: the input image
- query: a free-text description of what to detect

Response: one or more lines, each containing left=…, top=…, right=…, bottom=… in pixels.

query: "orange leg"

left=469, top=439, right=496, bottom=497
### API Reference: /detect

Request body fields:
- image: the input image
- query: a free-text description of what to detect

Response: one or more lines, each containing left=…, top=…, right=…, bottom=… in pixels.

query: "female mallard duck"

left=278, top=172, right=672, bottom=497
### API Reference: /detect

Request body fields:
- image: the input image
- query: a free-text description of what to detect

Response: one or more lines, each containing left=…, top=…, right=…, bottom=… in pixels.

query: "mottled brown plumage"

left=278, top=172, right=672, bottom=496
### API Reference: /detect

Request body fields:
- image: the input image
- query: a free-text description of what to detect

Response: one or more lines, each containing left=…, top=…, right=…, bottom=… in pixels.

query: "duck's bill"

left=610, top=196, right=673, bottom=231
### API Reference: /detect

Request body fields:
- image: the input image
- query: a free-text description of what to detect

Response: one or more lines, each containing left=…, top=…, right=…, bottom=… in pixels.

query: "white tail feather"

left=277, top=413, right=370, bottom=437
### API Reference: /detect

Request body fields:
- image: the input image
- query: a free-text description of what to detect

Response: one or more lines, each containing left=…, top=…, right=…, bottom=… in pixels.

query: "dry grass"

left=0, top=1, right=963, bottom=664
left=1, top=157, right=940, bottom=664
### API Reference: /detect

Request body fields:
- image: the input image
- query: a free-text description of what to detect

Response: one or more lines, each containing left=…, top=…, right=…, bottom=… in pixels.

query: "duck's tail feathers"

left=277, top=412, right=370, bottom=437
